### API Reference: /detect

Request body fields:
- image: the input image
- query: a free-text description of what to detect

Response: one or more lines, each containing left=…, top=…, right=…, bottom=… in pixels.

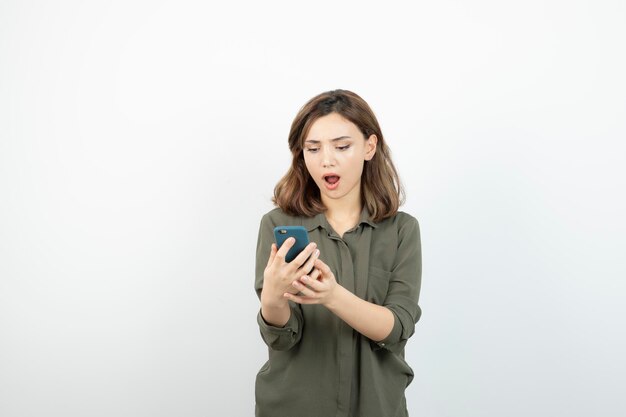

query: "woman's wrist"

left=261, top=289, right=288, bottom=309
left=323, top=283, right=346, bottom=311
left=261, top=298, right=291, bottom=327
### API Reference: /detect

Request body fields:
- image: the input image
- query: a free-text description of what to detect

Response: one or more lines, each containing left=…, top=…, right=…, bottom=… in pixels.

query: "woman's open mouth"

left=323, top=174, right=340, bottom=190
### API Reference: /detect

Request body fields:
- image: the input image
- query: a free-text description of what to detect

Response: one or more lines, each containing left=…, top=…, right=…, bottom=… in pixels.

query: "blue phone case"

left=273, top=226, right=310, bottom=263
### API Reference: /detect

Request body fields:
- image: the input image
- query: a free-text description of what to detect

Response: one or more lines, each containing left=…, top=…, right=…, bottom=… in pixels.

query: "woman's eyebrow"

left=305, top=136, right=351, bottom=144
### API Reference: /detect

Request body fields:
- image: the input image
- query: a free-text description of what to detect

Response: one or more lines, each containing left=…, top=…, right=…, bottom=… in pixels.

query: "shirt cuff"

left=373, top=309, right=403, bottom=350
left=257, top=307, right=300, bottom=334
left=257, top=307, right=302, bottom=351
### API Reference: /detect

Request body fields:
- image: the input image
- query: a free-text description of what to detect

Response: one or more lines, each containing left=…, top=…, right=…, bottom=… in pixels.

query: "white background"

left=1, top=1, right=625, bottom=416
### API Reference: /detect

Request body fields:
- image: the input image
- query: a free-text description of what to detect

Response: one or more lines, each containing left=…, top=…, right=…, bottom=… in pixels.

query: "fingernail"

left=315, top=249, right=320, bottom=256
left=301, top=275, right=308, bottom=281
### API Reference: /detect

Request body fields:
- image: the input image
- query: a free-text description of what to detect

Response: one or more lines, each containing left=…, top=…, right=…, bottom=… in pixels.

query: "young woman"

left=254, top=89, right=422, bottom=417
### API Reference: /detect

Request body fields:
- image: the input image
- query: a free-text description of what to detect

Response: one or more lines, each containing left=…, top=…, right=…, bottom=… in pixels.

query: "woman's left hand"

left=284, top=257, right=340, bottom=306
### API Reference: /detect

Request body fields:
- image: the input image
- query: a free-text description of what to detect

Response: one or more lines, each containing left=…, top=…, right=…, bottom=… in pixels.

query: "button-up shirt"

left=254, top=205, right=422, bottom=417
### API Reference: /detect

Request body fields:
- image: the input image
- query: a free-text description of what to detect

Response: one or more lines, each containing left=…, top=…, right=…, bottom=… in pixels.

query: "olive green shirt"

left=254, top=205, right=422, bottom=417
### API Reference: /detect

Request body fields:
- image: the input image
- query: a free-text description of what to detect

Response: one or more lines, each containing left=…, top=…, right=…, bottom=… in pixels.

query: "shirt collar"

left=302, top=204, right=378, bottom=232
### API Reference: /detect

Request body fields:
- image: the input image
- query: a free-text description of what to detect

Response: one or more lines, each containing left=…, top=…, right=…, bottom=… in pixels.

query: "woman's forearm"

left=325, top=286, right=394, bottom=342
left=261, top=293, right=291, bottom=327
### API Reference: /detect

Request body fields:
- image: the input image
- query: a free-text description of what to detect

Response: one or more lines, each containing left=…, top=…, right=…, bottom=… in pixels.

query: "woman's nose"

left=322, top=148, right=335, bottom=167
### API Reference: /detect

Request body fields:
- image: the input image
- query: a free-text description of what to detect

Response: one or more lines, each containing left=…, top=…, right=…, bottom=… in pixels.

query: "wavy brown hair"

left=272, top=89, right=405, bottom=223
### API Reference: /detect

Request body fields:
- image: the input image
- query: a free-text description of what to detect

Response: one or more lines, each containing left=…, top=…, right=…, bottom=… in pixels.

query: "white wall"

left=1, top=1, right=624, bottom=416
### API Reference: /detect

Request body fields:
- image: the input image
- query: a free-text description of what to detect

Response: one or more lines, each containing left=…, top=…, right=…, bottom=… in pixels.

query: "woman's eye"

left=306, top=148, right=320, bottom=153
left=337, top=145, right=350, bottom=151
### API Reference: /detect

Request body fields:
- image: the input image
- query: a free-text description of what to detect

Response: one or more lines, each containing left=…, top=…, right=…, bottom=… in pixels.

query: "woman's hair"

left=272, top=89, right=405, bottom=223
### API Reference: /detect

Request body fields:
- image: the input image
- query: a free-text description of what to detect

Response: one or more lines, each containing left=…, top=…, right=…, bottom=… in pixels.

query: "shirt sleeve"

left=254, top=212, right=304, bottom=351
left=374, top=215, right=422, bottom=353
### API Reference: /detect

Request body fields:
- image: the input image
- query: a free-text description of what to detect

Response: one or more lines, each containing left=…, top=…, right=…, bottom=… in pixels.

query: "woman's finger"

left=291, top=242, right=318, bottom=269
left=292, top=279, right=317, bottom=298
left=309, top=268, right=321, bottom=281
left=297, top=249, right=320, bottom=276
left=314, top=258, right=333, bottom=276
left=266, top=243, right=277, bottom=267
left=283, top=292, right=318, bottom=305
left=275, top=237, right=296, bottom=263
left=299, top=275, right=324, bottom=291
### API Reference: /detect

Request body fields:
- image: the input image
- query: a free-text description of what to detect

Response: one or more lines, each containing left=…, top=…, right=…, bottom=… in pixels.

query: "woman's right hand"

left=261, top=237, right=320, bottom=307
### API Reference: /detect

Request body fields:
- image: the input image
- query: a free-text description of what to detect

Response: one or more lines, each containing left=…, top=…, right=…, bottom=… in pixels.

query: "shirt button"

left=379, top=342, right=386, bottom=347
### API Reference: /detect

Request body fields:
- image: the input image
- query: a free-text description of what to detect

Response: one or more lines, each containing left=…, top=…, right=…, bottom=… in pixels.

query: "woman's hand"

left=283, top=258, right=340, bottom=306
left=285, top=257, right=396, bottom=341
left=261, top=237, right=320, bottom=308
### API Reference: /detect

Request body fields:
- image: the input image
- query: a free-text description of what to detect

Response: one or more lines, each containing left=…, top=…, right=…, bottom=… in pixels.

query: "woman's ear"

left=365, top=134, right=378, bottom=161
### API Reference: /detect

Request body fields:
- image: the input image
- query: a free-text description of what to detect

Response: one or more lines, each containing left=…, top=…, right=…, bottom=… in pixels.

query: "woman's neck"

left=322, top=193, right=362, bottom=224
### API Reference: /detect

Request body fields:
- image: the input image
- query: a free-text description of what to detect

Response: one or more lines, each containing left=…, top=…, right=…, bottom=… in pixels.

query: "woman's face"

left=303, top=112, right=377, bottom=206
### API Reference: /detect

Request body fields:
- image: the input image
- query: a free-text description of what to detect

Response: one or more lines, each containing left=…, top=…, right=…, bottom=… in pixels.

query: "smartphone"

left=273, top=226, right=310, bottom=263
